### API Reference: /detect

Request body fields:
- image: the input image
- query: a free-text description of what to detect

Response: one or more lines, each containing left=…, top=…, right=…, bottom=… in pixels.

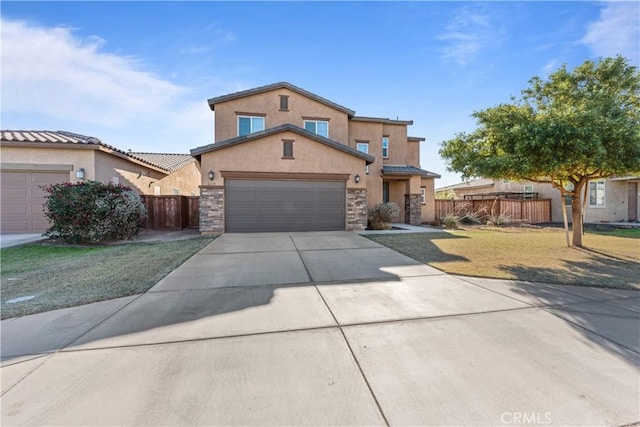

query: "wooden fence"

left=140, top=195, right=199, bottom=230
left=435, top=198, right=551, bottom=224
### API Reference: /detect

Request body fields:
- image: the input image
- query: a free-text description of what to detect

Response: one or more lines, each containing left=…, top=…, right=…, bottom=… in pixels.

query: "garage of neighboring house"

left=192, top=124, right=373, bottom=233
left=1, top=166, right=71, bottom=233
left=225, top=179, right=346, bottom=232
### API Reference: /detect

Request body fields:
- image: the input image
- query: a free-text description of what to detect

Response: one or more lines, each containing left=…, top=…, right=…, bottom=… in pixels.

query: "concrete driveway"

left=2, top=231, right=639, bottom=426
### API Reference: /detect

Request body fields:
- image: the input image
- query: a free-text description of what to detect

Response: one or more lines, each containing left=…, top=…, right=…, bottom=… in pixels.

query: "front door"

left=628, top=182, right=638, bottom=221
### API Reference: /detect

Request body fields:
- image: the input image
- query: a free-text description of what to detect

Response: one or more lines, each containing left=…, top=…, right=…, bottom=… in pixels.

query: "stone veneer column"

left=199, top=186, right=224, bottom=233
left=346, top=188, right=367, bottom=231
left=404, top=194, right=422, bottom=225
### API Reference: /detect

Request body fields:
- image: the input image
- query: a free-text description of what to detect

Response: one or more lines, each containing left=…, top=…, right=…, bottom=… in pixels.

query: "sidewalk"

left=2, top=231, right=638, bottom=426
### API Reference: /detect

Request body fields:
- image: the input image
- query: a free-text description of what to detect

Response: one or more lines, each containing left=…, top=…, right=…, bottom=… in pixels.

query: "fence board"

left=435, top=198, right=551, bottom=224
left=140, top=195, right=200, bottom=231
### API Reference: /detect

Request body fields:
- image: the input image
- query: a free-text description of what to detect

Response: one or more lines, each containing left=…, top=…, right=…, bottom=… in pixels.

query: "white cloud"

left=438, top=6, right=502, bottom=66
left=0, top=18, right=247, bottom=153
left=582, top=2, right=639, bottom=62
left=543, top=59, right=559, bottom=74
left=1, top=18, right=189, bottom=127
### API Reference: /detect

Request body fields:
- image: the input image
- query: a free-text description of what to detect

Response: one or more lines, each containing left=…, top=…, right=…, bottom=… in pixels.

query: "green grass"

left=366, top=227, right=640, bottom=290
left=1, top=237, right=215, bottom=319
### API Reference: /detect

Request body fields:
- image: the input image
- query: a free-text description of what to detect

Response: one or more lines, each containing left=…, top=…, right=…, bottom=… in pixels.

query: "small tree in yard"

left=368, top=202, right=400, bottom=230
left=440, top=56, right=640, bottom=247
left=43, top=181, right=146, bottom=243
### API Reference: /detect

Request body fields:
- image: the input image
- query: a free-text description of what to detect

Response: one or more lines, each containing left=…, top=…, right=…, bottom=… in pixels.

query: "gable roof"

left=191, top=123, right=375, bottom=165
left=382, top=165, right=441, bottom=179
left=129, top=152, right=196, bottom=173
left=1, top=130, right=192, bottom=174
left=207, top=82, right=356, bottom=117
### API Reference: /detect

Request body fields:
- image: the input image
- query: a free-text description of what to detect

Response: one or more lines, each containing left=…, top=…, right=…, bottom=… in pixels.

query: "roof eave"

left=191, top=124, right=375, bottom=164
left=208, top=82, right=356, bottom=116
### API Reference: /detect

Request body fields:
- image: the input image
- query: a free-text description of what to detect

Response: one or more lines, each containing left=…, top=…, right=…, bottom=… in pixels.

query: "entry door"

left=628, top=182, right=638, bottom=221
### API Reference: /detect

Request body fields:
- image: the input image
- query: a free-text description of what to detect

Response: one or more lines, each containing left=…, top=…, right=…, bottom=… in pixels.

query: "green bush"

left=367, top=202, right=400, bottom=230
left=42, top=181, right=146, bottom=243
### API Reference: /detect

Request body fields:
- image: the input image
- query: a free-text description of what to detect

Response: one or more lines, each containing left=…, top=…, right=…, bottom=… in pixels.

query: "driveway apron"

left=2, top=231, right=639, bottom=426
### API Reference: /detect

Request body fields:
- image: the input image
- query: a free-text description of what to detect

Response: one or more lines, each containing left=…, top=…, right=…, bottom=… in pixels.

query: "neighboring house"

left=436, top=177, right=640, bottom=223
left=0, top=130, right=200, bottom=233
left=191, top=82, right=440, bottom=233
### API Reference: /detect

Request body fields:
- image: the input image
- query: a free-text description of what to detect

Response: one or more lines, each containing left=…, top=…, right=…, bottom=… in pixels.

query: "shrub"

left=367, top=202, right=400, bottom=230
left=42, top=181, right=147, bottom=243
left=441, top=213, right=460, bottom=229
left=486, top=212, right=511, bottom=227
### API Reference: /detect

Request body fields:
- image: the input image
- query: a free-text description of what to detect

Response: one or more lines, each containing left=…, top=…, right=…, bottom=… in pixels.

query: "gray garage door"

left=1, top=170, right=69, bottom=233
left=225, top=179, right=346, bottom=232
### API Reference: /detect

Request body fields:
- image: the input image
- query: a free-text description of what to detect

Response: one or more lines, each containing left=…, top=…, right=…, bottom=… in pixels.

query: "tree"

left=440, top=56, right=640, bottom=247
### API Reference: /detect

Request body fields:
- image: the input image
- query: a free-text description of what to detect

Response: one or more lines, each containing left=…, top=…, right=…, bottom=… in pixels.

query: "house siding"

left=214, top=88, right=350, bottom=144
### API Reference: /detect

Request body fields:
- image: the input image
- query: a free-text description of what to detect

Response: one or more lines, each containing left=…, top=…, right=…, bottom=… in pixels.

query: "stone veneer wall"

left=405, top=194, right=422, bottom=225
left=347, top=188, right=367, bottom=231
left=199, top=186, right=224, bottom=233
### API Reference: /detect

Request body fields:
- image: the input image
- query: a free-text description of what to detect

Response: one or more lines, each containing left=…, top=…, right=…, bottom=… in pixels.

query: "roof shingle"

left=382, top=165, right=441, bottom=179
left=1, top=130, right=194, bottom=174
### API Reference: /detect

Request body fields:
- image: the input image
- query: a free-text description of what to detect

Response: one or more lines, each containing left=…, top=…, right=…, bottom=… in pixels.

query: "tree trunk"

left=571, top=189, right=584, bottom=247
left=561, top=194, right=571, bottom=247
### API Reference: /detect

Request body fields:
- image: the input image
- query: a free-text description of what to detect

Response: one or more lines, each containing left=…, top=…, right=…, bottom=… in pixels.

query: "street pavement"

left=1, top=231, right=639, bottom=426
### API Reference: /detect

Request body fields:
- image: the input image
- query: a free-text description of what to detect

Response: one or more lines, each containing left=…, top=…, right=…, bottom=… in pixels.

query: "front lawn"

left=366, top=227, right=639, bottom=290
left=1, top=237, right=214, bottom=319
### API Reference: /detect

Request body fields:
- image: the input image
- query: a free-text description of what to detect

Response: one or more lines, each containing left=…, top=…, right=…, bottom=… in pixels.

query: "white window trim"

left=303, top=120, right=329, bottom=137
left=420, top=187, right=426, bottom=205
left=237, top=115, right=265, bottom=136
left=588, top=180, right=606, bottom=208
left=382, top=137, right=389, bottom=159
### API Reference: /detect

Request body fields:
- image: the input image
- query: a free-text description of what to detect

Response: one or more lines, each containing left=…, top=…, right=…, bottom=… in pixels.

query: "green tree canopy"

left=440, top=56, right=640, bottom=246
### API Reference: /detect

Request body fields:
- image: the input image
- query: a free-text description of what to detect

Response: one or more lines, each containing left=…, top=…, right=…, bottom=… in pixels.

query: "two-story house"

left=191, top=82, right=440, bottom=233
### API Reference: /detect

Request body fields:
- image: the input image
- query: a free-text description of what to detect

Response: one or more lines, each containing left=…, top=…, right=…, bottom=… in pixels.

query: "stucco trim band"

left=0, top=163, right=74, bottom=172
left=220, top=171, right=350, bottom=181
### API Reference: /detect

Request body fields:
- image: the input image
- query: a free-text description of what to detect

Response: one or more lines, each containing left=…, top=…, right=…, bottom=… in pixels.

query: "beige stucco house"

left=0, top=130, right=200, bottom=233
left=437, top=177, right=640, bottom=224
left=191, top=82, right=440, bottom=233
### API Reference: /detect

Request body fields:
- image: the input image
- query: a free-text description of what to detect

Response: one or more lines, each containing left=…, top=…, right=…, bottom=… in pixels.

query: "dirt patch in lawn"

left=1, top=236, right=215, bottom=319
left=366, top=227, right=639, bottom=290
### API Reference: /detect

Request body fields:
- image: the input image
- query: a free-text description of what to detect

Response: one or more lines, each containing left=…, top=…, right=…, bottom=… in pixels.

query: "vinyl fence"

left=140, top=195, right=199, bottom=230
left=435, top=199, right=551, bottom=224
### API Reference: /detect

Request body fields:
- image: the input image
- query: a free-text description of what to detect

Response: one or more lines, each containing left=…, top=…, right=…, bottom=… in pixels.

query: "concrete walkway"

left=0, top=234, right=46, bottom=249
left=1, top=231, right=639, bottom=426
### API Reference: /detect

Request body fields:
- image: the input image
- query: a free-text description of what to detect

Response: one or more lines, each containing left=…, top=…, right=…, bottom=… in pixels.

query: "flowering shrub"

left=42, top=181, right=146, bottom=243
left=367, top=202, right=400, bottom=230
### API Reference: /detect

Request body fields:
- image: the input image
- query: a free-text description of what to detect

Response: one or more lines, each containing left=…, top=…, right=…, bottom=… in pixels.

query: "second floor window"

left=304, top=120, right=329, bottom=138
left=357, top=142, right=369, bottom=173
left=238, top=116, right=265, bottom=136
left=382, top=137, right=389, bottom=159
left=589, top=180, right=606, bottom=207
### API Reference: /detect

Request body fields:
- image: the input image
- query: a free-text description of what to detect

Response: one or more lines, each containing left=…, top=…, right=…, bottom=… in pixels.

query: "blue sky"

left=2, top=1, right=638, bottom=186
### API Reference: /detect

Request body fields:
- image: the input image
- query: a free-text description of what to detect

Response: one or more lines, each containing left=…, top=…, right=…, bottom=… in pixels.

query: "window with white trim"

left=421, top=187, right=426, bottom=204
left=238, top=116, right=265, bottom=136
left=304, top=120, right=329, bottom=137
left=357, top=142, right=369, bottom=173
left=523, top=184, right=533, bottom=199
left=382, top=136, right=389, bottom=159
left=589, top=180, right=606, bottom=207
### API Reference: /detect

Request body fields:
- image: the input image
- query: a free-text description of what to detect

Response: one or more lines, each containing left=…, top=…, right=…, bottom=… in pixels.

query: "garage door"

left=225, top=179, right=346, bottom=232
left=0, top=171, right=69, bottom=233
